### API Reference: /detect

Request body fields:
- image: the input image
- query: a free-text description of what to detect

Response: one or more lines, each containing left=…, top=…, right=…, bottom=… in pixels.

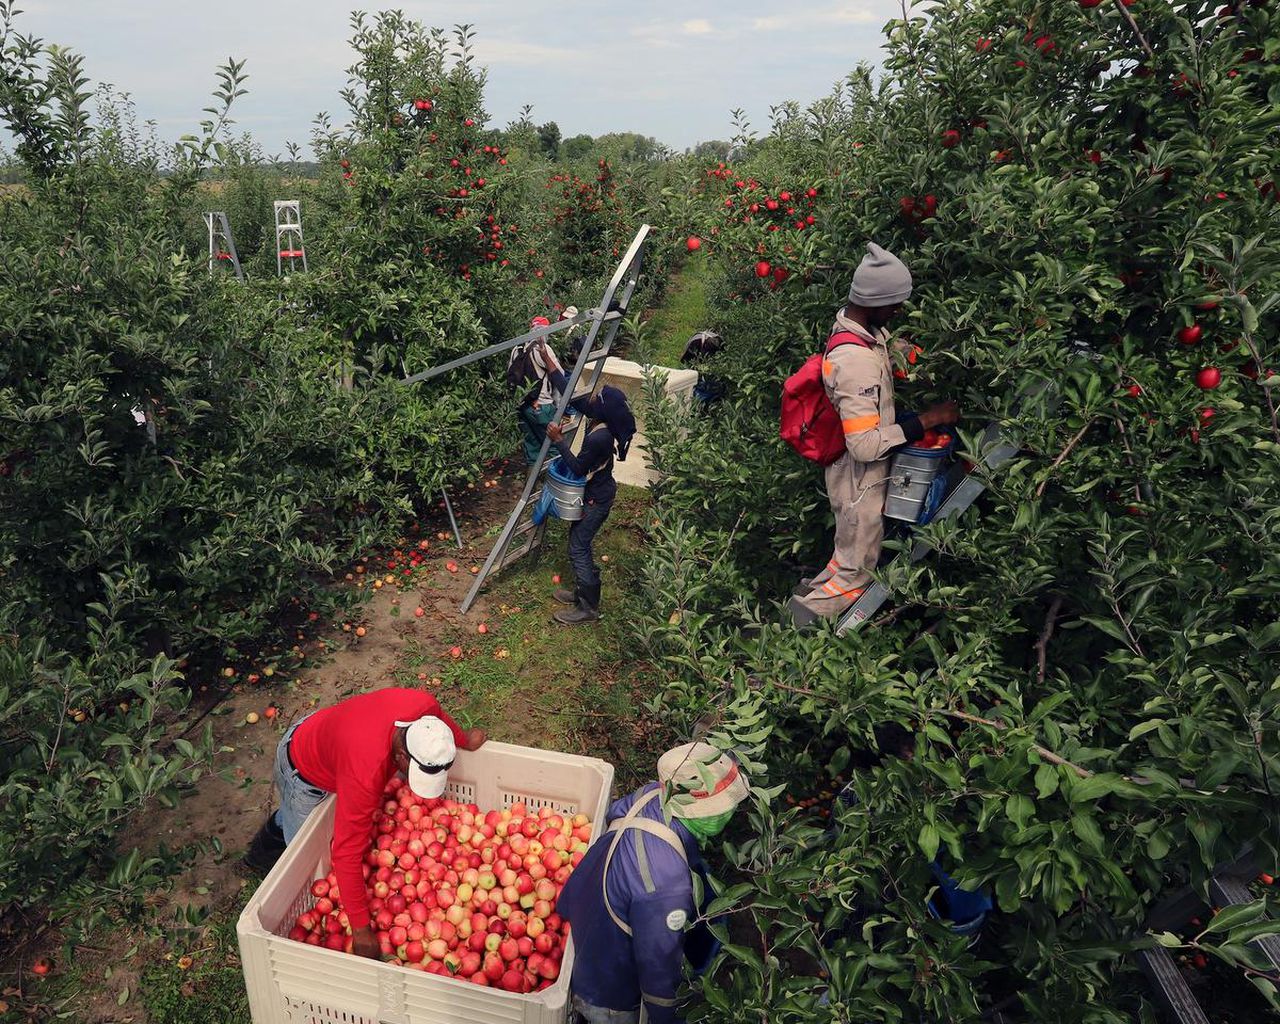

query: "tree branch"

left=1034, top=595, right=1064, bottom=685
left=940, top=708, right=1094, bottom=778
left=1035, top=419, right=1096, bottom=498
left=769, top=679, right=819, bottom=698
left=1113, top=0, right=1155, bottom=60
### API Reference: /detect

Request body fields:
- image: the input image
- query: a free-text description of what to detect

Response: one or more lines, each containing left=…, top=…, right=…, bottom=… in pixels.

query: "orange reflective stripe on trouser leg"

left=842, top=414, right=880, bottom=434
left=821, top=580, right=865, bottom=599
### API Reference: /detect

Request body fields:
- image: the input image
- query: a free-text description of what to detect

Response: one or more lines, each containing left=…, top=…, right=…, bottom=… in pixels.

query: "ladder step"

left=499, top=538, right=534, bottom=570
left=1134, top=948, right=1210, bottom=1024
left=1209, top=876, right=1280, bottom=970
left=583, top=349, right=611, bottom=364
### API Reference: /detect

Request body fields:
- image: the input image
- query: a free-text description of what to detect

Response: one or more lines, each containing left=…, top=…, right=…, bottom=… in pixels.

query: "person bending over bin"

left=790, top=242, right=959, bottom=626
left=540, top=339, right=636, bottom=625
left=243, top=687, right=486, bottom=958
left=557, top=742, right=752, bottom=1024
left=512, top=315, right=564, bottom=465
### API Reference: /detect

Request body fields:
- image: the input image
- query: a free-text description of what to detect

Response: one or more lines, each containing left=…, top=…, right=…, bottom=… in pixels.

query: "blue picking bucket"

left=884, top=434, right=957, bottom=524
left=926, top=861, right=992, bottom=945
left=545, top=458, right=586, bottom=521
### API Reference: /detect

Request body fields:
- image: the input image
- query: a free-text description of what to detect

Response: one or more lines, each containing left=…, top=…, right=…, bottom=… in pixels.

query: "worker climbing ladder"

left=274, top=200, right=308, bottom=275
left=400, top=225, right=652, bottom=613
left=204, top=211, right=244, bottom=281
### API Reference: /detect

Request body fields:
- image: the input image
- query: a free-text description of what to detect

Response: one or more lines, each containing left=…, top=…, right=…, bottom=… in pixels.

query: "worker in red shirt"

left=243, top=688, right=486, bottom=958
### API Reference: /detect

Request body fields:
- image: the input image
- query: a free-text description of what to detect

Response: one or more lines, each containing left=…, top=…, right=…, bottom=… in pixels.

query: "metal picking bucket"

left=545, top=458, right=586, bottom=521
left=884, top=439, right=954, bottom=524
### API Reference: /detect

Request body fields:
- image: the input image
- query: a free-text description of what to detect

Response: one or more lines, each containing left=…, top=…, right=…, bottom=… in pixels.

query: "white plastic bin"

left=237, top=742, right=615, bottom=1024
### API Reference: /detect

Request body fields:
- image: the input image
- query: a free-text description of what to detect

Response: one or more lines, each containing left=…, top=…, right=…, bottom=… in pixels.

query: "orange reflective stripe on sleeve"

left=822, top=359, right=834, bottom=378
left=842, top=414, right=880, bottom=434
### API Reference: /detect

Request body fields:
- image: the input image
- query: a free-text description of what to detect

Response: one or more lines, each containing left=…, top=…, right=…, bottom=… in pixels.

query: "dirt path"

left=60, top=458, right=659, bottom=1024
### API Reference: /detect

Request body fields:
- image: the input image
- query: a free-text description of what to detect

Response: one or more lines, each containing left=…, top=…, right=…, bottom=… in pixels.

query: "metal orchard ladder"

left=1134, top=849, right=1280, bottom=1024
left=274, top=200, right=308, bottom=275
left=400, top=225, right=652, bottom=613
left=204, top=211, right=244, bottom=281
left=835, top=417, right=1021, bottom=634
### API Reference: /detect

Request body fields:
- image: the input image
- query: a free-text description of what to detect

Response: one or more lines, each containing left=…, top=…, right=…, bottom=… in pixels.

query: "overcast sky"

left=6, top=1, right=900, bottom=157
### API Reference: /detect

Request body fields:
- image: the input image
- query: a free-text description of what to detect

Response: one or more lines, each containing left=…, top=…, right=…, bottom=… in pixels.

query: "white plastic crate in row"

left=237, top=741, right=615, bottom=1024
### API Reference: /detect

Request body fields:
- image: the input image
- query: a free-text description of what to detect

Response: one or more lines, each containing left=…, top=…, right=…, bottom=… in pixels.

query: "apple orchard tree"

left=641, top=0, right=1279, bottom=1020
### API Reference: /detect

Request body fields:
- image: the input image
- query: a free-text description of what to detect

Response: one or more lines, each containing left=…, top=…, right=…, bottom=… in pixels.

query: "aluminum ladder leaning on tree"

left=1134, top=847, right=1280, bottom=1024
left=274, top=200, right=308, bottom=276
left=834, top=416, right=1022, bottom=634
left=204, top=211, right=244, bottom=281
left=400, top=224, right=652, bottom=613
left=833, top=362, right=1151, bottom=635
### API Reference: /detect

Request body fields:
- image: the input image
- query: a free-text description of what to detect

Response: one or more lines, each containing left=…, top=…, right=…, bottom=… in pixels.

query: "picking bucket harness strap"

left=600, top=789, right=688, bottom=938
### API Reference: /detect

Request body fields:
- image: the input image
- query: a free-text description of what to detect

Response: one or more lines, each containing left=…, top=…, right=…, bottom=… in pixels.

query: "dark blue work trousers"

left=568, top=499, right=612, bottom=589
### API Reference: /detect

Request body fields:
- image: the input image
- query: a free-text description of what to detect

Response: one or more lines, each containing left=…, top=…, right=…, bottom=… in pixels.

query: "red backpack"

left=779, top=331, right=868, bottom=465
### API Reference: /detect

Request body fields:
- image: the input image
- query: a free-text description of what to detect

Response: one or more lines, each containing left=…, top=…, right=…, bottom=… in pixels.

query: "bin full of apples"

left=284, top=777, right=593, bottom=994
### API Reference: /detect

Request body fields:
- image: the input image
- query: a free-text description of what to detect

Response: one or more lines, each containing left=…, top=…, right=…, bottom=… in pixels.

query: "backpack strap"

left=826, top=329, right=873, bottom=354
left=600, top=788, right=690, bottom=937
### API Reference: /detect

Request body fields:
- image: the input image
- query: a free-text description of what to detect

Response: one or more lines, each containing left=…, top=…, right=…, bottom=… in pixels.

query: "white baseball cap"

left=393, top=716, right=457, bottom=798
left=560, top=305, right=579, bottom=320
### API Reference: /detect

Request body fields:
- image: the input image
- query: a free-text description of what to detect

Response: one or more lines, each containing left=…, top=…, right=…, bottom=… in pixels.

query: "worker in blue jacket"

left=538, top=339, right=636, bottom=626
left=557, top=742, right=752, bottom=1024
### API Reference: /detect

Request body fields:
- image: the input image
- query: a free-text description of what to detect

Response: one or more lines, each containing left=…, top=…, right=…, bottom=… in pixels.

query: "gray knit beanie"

left=848, top=243, right=912, bottom=307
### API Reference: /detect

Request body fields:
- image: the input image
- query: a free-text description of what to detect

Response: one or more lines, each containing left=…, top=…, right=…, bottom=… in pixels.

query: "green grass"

left=399, top=487, right=661, bottom=789
left=643, top=258, right=712, bottom=367
left=140, top=914, right=250, bottom=1024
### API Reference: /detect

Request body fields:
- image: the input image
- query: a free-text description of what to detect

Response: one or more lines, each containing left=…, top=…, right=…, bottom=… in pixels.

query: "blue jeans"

left=568, top=498, right=612, bottom=589
left=272, top=715, right=328, bottom=842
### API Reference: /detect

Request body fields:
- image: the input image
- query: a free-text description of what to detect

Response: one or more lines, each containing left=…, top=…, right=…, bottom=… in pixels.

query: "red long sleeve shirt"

left=289, top=688, right=467, bottom=929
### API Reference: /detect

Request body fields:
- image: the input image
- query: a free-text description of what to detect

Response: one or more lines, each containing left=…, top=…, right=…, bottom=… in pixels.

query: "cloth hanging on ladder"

left=531, top=486, right=558, bottom=526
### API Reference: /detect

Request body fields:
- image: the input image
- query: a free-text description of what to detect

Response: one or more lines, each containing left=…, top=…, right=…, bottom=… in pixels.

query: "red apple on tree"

left=1195, top=367, right=1222, bottom=390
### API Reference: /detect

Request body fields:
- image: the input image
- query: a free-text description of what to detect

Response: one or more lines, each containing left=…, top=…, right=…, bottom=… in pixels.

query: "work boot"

left=787, top=595, right=820, bottom=630
left=554, top=583, right=600, bottom=625
left=553, top=588, right=577, bottom=605
left=242, top=812, right=287, bottom=875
